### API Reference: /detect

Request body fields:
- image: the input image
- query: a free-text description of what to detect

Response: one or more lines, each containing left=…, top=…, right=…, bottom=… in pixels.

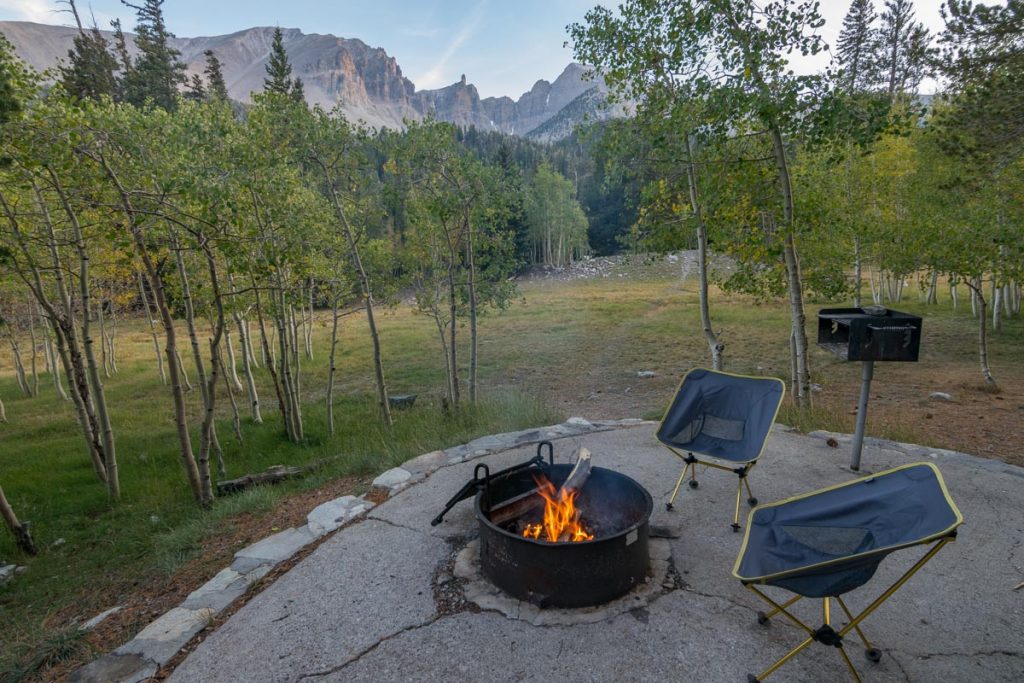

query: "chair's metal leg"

left=836, top=539, right=953, bottom=641
left=732, top=477, right=744, bottom=531
left=757, top=594, right=802, bottom=625
left=836, top=596, right=876, bottom=655
left=836, top=644, right=863, bottom=683
left=666, top=462, right=691, bottom=510
left=751, top=635, right=816, bottom=682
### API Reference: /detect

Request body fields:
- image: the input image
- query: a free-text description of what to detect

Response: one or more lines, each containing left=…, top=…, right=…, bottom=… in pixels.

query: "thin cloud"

left=0, top=0, right=57, bottom=23
left=413, top=0, right=487, bottom=89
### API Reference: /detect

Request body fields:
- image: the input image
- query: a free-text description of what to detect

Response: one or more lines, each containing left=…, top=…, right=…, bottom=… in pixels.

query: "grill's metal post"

left=850, top=360, right=874, bottom=471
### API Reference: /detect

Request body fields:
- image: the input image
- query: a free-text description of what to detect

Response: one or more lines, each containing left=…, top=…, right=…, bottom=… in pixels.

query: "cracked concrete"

left=167, top=423, right=1024, bottom=682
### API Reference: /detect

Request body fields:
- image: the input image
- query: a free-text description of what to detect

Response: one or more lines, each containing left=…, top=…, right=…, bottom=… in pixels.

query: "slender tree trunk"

left=138, top=272, right=167, bottom=384
left=224, top=327, right=244, bottom=393
left=966, top=279, right=998, bottom=388
left=770, top=126, right=811, bottom=406
left=465, top=216, right=479, bottom=405
left=97, top=298, right=110, bottom=378
left=0, top=484, right=36, bottom=555
left=6, top=332, right=30, bottom=397
left=950, top=275, right=959, bottom=310
left=326, top=289, right=340, bottom=436
left=0, top=397, right=6, bottom=423
left=685, top=132, right=723, bottom=369
left=853, top=235, right=863, bottom=308
left=229, top=275, right=261, bottom=423
left=992, top=278, right=1002, bottom=331
left=244, top=319, right=259, bottom=368
left=28, top=310, right=39, bottom=396
left=971, top=282, right=978, bottom=317
left=219, top=344, right=243, bottom=447
left=315, top=161, right=392, bottom=426
left=447, top=258, right=460, bottom=409
left=251, top=272, right=288, bottom=428
left=176, top=350, right=193, bottom=391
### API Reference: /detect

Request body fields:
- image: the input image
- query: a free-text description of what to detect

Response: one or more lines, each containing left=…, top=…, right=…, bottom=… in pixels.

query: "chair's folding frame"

left=659, top=368, right=785, bottom=531
left=733, top=463, right=964, bottom=682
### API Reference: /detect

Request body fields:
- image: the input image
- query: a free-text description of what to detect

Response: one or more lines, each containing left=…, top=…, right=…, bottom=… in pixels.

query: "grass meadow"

left=1, top=256, right=1021, bottom=679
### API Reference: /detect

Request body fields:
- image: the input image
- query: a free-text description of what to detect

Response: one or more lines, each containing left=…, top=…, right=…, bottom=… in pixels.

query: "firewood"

left=489, top=488, right=545, bottom=525
left=559, top=446, right=592, bottom=495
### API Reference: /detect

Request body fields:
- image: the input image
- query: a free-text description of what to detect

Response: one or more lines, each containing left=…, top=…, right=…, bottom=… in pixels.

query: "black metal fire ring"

left=474, top=464, right=654, bottom=609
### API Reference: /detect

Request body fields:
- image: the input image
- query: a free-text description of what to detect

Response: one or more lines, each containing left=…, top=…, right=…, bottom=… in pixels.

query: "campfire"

left=432, top=441, right=653, bottom=608
left=520, top=473, right=595, bottom=543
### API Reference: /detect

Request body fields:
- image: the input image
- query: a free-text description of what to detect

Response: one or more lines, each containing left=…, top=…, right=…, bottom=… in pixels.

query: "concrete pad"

left=167, top=519, right=449, bottom=682
left=168, top=424, right=1024, bottom=682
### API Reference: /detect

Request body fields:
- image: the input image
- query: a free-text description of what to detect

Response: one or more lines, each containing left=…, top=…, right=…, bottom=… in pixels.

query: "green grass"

left=0, top=259, right=1021, bottom=680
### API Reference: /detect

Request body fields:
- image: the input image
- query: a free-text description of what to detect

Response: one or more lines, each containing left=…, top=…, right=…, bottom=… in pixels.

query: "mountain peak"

left=0, top=21, right=614, bottom=139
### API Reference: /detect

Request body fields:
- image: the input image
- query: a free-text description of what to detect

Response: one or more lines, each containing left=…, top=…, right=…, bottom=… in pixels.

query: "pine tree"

left=263, top=27, right=306, bottom=104
left=875, top=0, right=933, bottom=101
left=203, top=49, right=229, bottom=102
left=837, top=0, right=877, bottom=93
left=60, top=28, right=119, bottom=101
left=291, top=76, right=305, bottom=104
left=120, top=0, right=186, bottom=109
left=264, top=27, right=293, bottom=95
left=185, top=73, right=205, bottom=101
left=57, top=1, right=119, bottom=101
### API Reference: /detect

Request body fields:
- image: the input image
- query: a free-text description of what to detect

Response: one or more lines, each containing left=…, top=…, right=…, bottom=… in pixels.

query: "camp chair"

left=733, top=462, right=963, bottom=682
left=656, top=368, right=785, bottom=531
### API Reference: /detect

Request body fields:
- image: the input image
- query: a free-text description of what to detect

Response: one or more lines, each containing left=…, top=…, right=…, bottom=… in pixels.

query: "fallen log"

left=216, top=458, right=334, bottom=496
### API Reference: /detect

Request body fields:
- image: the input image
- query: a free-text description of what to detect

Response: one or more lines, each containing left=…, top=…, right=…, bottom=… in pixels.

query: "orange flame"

left=522, top=474, right=594, bottom=543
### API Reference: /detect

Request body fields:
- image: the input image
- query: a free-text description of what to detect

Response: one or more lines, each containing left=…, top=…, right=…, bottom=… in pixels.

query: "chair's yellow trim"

left=732, top=461, right=964, bottom=582
left=656, top=366, right=787, bottom=466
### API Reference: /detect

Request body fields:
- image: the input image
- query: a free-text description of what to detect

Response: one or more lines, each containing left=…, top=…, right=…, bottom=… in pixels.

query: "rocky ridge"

left=0, top=21, right=616, bottom=137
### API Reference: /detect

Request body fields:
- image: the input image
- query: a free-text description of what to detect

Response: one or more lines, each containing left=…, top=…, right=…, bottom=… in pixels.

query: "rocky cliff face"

left=0, top=21, right=615, bottom=138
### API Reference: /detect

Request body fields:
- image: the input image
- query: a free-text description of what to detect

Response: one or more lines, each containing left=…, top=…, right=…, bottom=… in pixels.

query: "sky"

left=0, top=0, right=949, bottom=97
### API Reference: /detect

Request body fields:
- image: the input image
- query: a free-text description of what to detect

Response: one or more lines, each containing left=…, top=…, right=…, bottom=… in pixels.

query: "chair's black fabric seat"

left=733, top=463, right=963, bottom=597
left=656, top=368, right=785, bottom=463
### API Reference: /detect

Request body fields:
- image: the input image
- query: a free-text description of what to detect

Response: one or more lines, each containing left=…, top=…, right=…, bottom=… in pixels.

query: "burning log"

left=489, top=447, right=594, bottom=531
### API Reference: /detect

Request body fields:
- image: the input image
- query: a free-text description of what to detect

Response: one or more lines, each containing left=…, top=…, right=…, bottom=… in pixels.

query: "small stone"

left=637, top=370, right=656, bottom=378
left=811, top=383, right=823, bottom=393
left=0, top=564, right=17, bottom=583
left=149, top=515, right=160, bottom=524
left=52, top=537, right=66, bottom=547
left=826, top=438, right=839, bottom=448
left=307, top=496, right=365, bottom=535
left=565, top=417, right=593, bottom=428
left=929, top=392, right=954, bottom=402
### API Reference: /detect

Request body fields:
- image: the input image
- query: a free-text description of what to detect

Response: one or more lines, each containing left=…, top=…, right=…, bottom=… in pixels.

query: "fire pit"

left=463, top=443, right=653, bottom=608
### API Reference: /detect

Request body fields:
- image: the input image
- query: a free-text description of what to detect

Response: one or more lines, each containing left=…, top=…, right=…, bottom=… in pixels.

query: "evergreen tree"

left=120, top=0, right=186, bottom=109
left=185, top=73, right=205, bottom=101
left=291, top=76, right=305, bottom=104
left=264, top=27, right=293, bottom=95
left=59, top=27, right=119, bottom=101
left=875, top=0, right=933, bottom=101
left=0, top=34, right=22, bottom=128
left=264, top=27, right=306, bottom=104
left=837, top=0, right=878, bottom=93
left=203, top=49, right=229, bottom=102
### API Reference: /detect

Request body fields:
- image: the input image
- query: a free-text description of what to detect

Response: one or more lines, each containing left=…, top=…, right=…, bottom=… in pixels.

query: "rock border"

left=68, top=417, right=654, bottom=683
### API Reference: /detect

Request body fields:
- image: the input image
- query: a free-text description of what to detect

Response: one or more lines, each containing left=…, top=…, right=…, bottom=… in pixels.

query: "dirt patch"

left=36, top=475, right=370, bottom=683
